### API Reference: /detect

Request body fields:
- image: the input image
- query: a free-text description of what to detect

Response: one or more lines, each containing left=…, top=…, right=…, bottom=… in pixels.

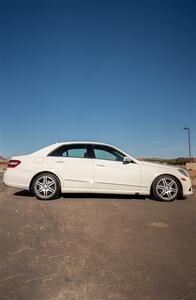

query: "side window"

left=93, top=146, right=124, bottom=162
left=48, top=144, right=88, bottom=158
left=66, top=148, right=87, bottom=158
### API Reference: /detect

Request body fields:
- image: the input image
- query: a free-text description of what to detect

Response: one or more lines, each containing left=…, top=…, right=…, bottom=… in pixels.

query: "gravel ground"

left=0, top=175, right=196, bottom=300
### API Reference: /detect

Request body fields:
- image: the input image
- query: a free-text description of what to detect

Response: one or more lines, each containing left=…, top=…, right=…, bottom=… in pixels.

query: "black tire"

left=32, top=172, right=60, bottom=200
left=152, top=175, right=181, bottom=202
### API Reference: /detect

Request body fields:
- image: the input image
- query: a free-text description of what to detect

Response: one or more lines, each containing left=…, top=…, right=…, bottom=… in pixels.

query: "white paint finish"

left=46, top=156, right=93, bottom=189
left=92, top=159, right=141, bottom=192
left=3, top=141, right=193, bottom=198
left=34, top=157, right=44, bottom=164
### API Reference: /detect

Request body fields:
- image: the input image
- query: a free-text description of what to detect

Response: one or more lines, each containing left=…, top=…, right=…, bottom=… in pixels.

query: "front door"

left=91, top=144, right=141, bottom=193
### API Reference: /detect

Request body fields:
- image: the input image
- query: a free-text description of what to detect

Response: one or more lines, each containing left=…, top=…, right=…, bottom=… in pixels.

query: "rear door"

left=47, top=144, right=93, bottom=189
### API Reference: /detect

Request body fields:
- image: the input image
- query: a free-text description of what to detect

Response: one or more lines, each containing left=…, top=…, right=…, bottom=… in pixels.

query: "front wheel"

left=152, top=175, right=181, bottom=201
left=32, top=173, right=60, bottom=200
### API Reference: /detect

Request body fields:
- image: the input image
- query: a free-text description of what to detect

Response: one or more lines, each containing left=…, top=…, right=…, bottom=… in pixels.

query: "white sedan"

left=3, top=141, right=193, bottom=201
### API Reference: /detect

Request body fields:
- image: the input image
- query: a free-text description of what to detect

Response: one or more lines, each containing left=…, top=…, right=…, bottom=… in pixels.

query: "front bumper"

left=181, top=176, right=193, bottom=196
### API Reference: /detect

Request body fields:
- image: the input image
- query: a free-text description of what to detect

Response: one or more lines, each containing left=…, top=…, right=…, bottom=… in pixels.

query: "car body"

left=3, top=141, right=193, bottom=201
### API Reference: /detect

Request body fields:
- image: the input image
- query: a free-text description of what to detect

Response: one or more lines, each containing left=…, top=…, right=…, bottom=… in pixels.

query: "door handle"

left=96, top=164, right=105, bottom=167
left=56, top=161, right=64, bottom=163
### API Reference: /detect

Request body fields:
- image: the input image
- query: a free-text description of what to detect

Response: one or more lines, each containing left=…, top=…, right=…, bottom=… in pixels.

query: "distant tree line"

left=140, top=157, right=195, bottom=165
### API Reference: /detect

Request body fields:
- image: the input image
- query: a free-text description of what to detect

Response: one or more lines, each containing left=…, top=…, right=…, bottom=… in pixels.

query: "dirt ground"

left=0, top=175, right=196, bottom=300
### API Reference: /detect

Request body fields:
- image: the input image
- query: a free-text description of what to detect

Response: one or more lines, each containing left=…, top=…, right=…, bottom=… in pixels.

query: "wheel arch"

left=150, top=173, right=183, bottom=197
left=29, top=171, right=62, bottom=192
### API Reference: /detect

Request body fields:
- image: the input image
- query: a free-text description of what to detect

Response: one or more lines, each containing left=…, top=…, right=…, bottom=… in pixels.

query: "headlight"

left=178, top=168, right=189, bottom=177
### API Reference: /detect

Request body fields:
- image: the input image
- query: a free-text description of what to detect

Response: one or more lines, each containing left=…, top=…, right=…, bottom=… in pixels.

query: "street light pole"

left=183, top=127, right=192, bottom=162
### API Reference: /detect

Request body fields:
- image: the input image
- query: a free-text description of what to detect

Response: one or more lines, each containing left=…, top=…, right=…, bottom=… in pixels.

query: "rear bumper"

left=3, top=169, right=31, bottom=190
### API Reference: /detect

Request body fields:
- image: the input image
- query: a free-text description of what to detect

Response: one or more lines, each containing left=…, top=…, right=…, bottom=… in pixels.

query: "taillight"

left=8, top=160, right=21, bottom=168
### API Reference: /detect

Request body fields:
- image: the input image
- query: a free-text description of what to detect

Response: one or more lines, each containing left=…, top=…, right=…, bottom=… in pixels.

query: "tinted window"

left=48, top=144, right=89, bottom=158
left=92, top=145, right=124, bottom=162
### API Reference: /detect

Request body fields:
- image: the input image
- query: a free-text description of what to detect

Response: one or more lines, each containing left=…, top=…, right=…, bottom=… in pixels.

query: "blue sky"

left=0, top=0, right=195, bottom=158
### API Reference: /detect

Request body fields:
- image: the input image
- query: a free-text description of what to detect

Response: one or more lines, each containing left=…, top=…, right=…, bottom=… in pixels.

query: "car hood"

left=139, top=161, right=179, bottom=171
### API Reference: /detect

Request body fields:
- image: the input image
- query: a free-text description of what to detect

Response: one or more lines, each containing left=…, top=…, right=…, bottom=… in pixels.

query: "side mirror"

left=123, top=156, right=132, bottom=164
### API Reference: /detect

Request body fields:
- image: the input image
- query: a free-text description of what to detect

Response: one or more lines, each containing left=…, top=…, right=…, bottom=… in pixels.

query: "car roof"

left=32, top=141, right=124, bottom=155
left=31, top=141, right=138, bottom=162
left=56, top=141, right=115, bottom=146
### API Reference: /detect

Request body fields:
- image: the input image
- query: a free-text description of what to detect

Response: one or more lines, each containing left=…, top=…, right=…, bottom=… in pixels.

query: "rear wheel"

left=152, top=175, right=181, bottom=201
left=32, top=173, right=60, bottom=200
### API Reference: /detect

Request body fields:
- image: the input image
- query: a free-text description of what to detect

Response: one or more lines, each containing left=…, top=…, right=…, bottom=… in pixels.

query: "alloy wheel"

left=156, top=177, right=178, bottom=201
left=35, top=175, right=57, bottom=199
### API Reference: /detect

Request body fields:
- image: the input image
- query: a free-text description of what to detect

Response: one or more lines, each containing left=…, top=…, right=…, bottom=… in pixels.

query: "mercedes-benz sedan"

left=3, top=141, right=193, bottom=201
